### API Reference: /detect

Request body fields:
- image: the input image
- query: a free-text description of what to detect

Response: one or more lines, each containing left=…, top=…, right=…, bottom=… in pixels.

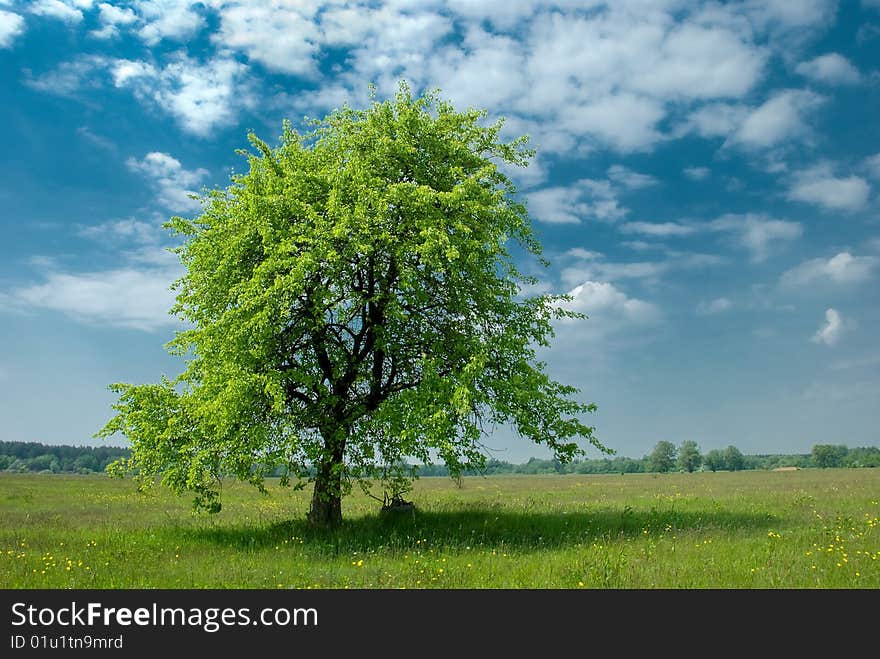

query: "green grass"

left=1, top=469, right=878, bottom=588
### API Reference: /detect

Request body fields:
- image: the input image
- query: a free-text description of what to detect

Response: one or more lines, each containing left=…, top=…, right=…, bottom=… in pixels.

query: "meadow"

left=0, top=468, right=877, bottom=588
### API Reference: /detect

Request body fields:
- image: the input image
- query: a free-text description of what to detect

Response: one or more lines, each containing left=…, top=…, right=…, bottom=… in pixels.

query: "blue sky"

left=0, top=0, right=878, bottom=463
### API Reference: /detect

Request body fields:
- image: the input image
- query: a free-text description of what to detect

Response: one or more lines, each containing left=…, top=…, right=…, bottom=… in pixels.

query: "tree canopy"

left=647, top=441, right=677, bottom=473
left=97, top=83, right=608, bottom=524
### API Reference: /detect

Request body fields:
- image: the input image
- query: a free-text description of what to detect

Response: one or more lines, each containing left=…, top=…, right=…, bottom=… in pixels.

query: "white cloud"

left=374, top=2, right=769, bottom=154
left=607, top=165, right=658, bottom=189
left=126, top=152, right=209, bottom=212
left=110, top=54, right=252, bottom=136
left=796, top=53, right=862, bottom=85
left=616, top=215, right=801, bottom=261
left=811, top=308, right=842, bottom=346
left=210, top=0, right=317, bottom=75
left=560, top=250, right=723, bottom=287
left=527, top=186, right=585, bottom=225
left=787, top=163, right=871, bottom=212
left=744, top=0, right=839, bottom=44
left=24, top=56, right=106, bottom=96
left=696, top=297, right=733, bottom=314
left=684, top=103, right=749, bottom=138
left=565, top=248, right=603, bottom=261
left=618, top=221, right=697, bottom=237
left=727, top=89, right=824, bottom=149
left=137, top=0, right=204, bottom=45
left=18, top=0, right=816, bottom=158
left=425, top=27, right=527, bottom=113
left=29, top=0, right=85, bottom=23
left=0, top=9, right=24, bottom=48
left=11, top=260, right=182, bottom=331
left=683, top=166, right=710, bottom=180
left=562, top=261, right=667, bottom=286
left=560, top=280, right=660, bottom=326
left=780, top=252, right=878, bottom=287
left=90, top=2, right=137, bottom=39
left=528, top=179, right=627, bottom=224
left=710, top=213, right=803, bottom=262
left=78, top=218, right=161, bottom=245
left=442, top=0, right=537, bottom=30
left=556, top=93, right=666, bottom=153
left=628, top=23, right=766, bottom=100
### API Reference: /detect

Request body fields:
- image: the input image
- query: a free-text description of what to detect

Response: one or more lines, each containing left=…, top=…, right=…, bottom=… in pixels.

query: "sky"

left=0, top=0, right=878, bottom=464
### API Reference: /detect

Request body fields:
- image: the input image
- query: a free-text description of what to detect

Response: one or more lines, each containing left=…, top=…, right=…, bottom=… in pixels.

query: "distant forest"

left=1, top=440, right=878, bottom=476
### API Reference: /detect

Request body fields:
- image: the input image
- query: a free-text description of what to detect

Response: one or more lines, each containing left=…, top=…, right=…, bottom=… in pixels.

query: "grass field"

left=1, top=469, right=878, bottom=588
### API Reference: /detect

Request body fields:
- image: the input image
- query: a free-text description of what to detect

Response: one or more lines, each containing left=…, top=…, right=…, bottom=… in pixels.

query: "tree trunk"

left=307, top=426, right=346, bottom=525
left=308, top=460, right=343, bottom=525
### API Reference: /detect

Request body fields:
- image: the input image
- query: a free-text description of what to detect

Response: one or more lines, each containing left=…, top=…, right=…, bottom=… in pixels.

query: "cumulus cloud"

left=19, top=1, right=832, bottom=154
left=743, top=0, right=839, bottom=47
left=29, top=0, right=85, bottom=23
left=727, top=89, right=824, bottom=149
left=682, top=89, right=824, bottom=149
left=90, top=2, right=137, bottom=39
left=0, top=9, right=25, bottom=48
left=426, top=27, right=527, bottom=114
left=25, top=52, right=253, bottom=135
left=210, top=0, right=318, bottom=75
left=137, top=0, right=204, bottom=45
left=528, top=179, right=627, bottom=224
left=555, top=93, right=666, bottom=153
left=684, top=103, right=749, bottom=139
left=787, top=163, right=870, bottom=212
left=559, top=280, right=660, bottom=326
left=110, top=54, right=253, bottom=135
left=126, top=152, right=209, bottom=212
left=811, top=308, right=842, bottom=346
left=780, top=252, right=878, bottom=287
left=287, top=1, right=777, bottom=154
left=795, top=53, right=861, bottom=85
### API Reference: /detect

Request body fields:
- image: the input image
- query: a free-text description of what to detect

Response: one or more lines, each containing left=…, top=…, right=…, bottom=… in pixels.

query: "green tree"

left=97, top=84, right=608, bottom=525
left=677, top=440, right=701, bottom=473
left=647, top=441, right=677, bottom=473
left=811, top=444, right=848, bottom=468
left=702, top=449, right=724, bottom=472
left=723, top=445, right=745, bottom=471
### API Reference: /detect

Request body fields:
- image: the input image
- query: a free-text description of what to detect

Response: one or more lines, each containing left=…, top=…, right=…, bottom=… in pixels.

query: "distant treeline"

left=415, top=444, right=880, bottom=476
left=1, top=440, right=878, bottom=476
left=0, top=441, right=130, bottom=474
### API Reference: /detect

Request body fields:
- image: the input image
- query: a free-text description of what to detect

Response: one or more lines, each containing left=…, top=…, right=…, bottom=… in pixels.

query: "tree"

left=811, top=444, right=848, bottom=468
left=647, top=441, right=677, bottom=473
left=97, top=84, right=609, bottom=525
left=677, top=440, right=701, bottom=473
left=723, top=445, right=745, bottom=471
left=702, top=449, right=724, bottom=472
